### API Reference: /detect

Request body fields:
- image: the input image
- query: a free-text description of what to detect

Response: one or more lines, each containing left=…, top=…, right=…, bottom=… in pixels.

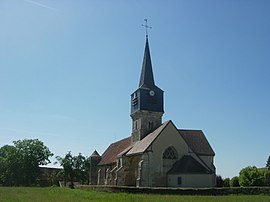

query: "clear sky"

left=0, top=0, right=269, bottom=178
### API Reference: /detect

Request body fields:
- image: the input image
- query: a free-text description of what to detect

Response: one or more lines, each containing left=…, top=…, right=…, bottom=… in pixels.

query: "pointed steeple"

left=139, top=37, right=155, bottom=88
left=130, top=32, right=164, bottom=143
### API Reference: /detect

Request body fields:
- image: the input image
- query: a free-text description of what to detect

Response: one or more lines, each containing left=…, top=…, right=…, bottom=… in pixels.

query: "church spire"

left=139, top=37, right=155, bottom=88
left=130, top=19, right=164, bottom=143
left=139, top=19, right=154, bottom=88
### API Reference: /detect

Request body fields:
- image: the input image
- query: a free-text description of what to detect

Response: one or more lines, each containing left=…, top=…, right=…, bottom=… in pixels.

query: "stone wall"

left=77, top=185, right=270, bottom=195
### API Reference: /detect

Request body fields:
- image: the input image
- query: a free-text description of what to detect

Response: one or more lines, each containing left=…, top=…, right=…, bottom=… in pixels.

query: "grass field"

left=0, top=187, right=269, bottom=202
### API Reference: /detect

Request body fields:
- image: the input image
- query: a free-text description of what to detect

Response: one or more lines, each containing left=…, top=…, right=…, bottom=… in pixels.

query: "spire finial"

left=142, top=19, right=152, bottom=38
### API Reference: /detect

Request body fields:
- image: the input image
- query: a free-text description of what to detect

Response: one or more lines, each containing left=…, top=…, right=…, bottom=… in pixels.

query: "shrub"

left=264, top=169, right=270, bottom=186
left=230, top=176, right=240, bottom=187
left=223, top=178, right=230, bottom=187
left=216, top=175, right=224, bottom=187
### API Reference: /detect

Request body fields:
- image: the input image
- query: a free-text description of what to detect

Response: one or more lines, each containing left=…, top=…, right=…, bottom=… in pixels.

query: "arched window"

left=163, top=146, right=178, bottom=159
left=162, top=146, right=178, bottom=175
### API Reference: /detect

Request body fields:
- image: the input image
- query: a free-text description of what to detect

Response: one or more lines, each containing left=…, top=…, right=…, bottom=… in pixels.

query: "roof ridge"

left=110, top=136, right=130, bottom=145
left=179, top=129, right=203, bottom=132
left=127, top=121, right=172, bottom=156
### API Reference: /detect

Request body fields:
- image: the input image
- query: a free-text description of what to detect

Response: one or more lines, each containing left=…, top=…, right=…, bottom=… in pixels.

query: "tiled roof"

left=117, top=145, right=133, bottom=157
left=179, top=130, right=215, bottom=156
left=126, top=121, right=170, bottom=156
left=98, top=122, right=214, bottom=166
left=168, top=155, right=210, bottom=174
left=98, top=137, right=131, bottom=166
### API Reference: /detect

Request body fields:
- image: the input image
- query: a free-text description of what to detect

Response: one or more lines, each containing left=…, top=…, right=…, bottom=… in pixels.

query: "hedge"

left=77, top=185, right=270, bottom=195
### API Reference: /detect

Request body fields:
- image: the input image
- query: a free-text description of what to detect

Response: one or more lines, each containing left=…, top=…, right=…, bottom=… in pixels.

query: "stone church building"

left=89, top=35, right=216, bottom=188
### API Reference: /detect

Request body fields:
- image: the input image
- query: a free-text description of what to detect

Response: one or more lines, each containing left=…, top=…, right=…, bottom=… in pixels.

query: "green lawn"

left=0, top=187, right=269, bottom=202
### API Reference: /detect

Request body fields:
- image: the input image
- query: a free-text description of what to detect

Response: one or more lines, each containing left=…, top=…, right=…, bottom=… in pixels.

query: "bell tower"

left=131, top=22, right=164, bottom=144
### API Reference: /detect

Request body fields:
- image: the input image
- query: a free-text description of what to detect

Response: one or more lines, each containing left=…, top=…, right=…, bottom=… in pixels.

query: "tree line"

left=0, top=138, right=270, bottom=187
left=216, top=156, right=270, bottom=187
left=0, top=139, right=90, bottom=186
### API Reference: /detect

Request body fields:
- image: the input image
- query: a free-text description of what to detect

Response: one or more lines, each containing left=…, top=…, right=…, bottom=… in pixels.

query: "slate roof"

left=179, top=130, right=215, bottom=156
left=139, top=37, right=155, bottom=88
left=168, top=155, right=210, bottom=174
left=90, top=150, right=100, bottom=157
left=126, top=121, right=170, bottom=156
left=98, top=137, right=131, bottom=166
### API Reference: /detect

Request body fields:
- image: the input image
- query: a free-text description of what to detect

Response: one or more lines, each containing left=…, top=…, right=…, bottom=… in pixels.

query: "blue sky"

left=0, top=0, right=269, bottom=178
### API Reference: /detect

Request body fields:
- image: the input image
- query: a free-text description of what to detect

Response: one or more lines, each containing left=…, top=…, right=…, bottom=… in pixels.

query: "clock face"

left=149, top=90, right=155, bottom=96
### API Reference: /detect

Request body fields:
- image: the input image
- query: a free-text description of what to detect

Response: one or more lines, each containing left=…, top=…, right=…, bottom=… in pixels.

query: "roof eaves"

left=126, top=120, right=171, bottom=156
left=144, top=120, right=172, bottom=151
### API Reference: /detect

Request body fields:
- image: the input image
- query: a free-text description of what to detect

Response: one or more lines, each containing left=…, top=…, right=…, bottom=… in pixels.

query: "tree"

left=0, top=145, right=17, bottom=186
left=264, top=169, right=270, bottom=186
left=56, top=151, right=74, bottom=184
left=223, top=178, right=230, bottom=187
left=73, top=153, right=89, bottom=184
left=266, top=156, right=270, bottom=170
left=216, top=175, right=224, bottom=187
left=0, top=139, right=53, bottom=186
left=56, top=152, right=89, bottom=185
left=49, top=170, right=61, bottom=186
left=239, top=166, right=266, bottom=187
left=230, top=176, right=240, bottom=187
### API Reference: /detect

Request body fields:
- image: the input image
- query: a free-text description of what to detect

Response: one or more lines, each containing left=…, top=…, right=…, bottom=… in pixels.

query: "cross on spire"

left=142, top=19, right=152, bottom=38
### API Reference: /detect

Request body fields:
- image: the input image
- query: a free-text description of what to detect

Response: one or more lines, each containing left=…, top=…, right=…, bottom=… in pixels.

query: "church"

left=89, top=32, right=216, bottom=188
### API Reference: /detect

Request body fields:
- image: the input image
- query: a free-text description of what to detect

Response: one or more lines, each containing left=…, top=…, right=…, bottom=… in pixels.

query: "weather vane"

left=142, top=19, right=152, bottom=38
